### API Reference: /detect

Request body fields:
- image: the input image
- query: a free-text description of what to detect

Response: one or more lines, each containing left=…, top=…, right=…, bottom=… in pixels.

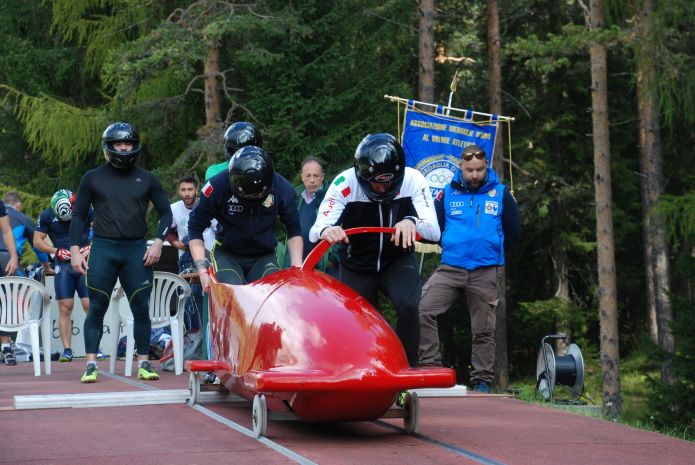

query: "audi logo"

left=228, top=205, right=245, bottom=213
left=449, top=201, right=466, bottom=207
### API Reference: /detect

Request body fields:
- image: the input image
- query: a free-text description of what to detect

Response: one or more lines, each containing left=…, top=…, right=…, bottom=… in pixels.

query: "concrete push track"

left=1, top=360, right=693, bottom=465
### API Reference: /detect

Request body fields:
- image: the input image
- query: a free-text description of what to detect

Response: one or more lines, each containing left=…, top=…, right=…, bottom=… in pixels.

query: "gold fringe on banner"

left=384, top=94, right=515, bottom=195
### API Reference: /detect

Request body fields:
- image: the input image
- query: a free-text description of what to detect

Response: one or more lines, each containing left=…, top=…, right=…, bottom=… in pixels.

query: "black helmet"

left=102, top=122, right=140, bottom=169
left=224, top=122, right=262, bottom=160
left=354, top=133, right=406, bottom=203
left=229, top=146, right=274, bottom=202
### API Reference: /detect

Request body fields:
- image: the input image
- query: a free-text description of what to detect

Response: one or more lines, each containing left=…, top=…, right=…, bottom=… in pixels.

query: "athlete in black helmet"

left=70, top=122, right=173, bottom=383
left=353, top=133, right=406, bottom=203
left=205, top=122, right=263, bottom=180
left=310, top=133, right=440, bottom=366
left=102, top=122, right=141, bottom=169
left=189, top=145, right=302, bottom=289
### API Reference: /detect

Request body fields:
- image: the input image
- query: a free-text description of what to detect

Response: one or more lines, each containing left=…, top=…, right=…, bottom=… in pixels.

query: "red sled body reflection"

left=187, top=227, right=455, bottom=436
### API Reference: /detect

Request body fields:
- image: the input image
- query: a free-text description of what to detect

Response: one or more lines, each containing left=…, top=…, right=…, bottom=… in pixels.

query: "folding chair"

left=109, top=272, right=190, bottom=376
left=0, top=277, right=51, bottom=376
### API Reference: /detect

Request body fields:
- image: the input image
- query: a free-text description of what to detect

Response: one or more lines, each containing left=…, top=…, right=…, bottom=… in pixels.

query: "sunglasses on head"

left=462, top=150, right=487, bottom=161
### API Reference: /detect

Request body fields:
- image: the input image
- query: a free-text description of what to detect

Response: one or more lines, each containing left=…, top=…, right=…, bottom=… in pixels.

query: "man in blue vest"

left=418, top=144, right=520, bottom=393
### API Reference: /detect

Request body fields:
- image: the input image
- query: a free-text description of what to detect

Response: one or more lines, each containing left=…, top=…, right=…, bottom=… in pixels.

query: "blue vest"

left=441, top=169, right=505, bottom=270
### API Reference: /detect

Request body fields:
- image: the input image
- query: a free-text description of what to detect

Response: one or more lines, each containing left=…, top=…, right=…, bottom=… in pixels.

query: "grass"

left=506, top=351, right=695, bottom=442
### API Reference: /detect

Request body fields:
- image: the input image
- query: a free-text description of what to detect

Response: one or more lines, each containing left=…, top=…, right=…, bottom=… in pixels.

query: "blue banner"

left=401, top=108, right=498, bottom=197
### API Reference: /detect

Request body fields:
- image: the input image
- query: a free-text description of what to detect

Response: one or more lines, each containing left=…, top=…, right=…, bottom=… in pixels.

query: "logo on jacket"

left=333, top=175, right=351, bottom=197
left=228, top=195, right=239, bottom=204
left=485, top=200, right=499, bottom=216
left=488, top=188, right=497, bottom=197
left=202, top=182, right=213, bottom=197
left=262, top=194, right=274, bottom=208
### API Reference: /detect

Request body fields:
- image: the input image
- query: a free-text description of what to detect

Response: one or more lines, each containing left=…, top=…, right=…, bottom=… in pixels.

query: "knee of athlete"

left=58, top=303, right=73, bottom=316
left=84, top=310, right=105, bottom=328
left=86, top=293, right=109, bottom=318
left=129, top=296, right=152, bottom=324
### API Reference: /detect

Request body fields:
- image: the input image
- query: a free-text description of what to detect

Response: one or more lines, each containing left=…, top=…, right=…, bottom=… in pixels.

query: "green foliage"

left=659, top=192, right=695, bottom=249
left=648, top=296, right=695, bottom=430
left=508, top=24, right=624, bottom=75
left=51, top=0, right=178, bottom=75
left=0, top=1, right=79, bottom=96
left=1, top=85, right=105, bottom=165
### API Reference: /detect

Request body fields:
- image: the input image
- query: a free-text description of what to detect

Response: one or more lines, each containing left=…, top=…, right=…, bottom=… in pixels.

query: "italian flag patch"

left=333, top=175, right=350, bottom=197
left=202, top=181, right=214, bottom=197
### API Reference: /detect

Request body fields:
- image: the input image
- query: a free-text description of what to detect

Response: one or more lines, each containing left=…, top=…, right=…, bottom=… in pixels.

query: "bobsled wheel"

left=403, top=391, right=420, bottom=434
left=188, top=372, right=200, bottom=406
left=252, top=394, right=268, bottom=438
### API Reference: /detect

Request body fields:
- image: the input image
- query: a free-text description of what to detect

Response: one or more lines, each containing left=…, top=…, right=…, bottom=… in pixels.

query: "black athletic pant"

left=84, top=237, right=153, bottom=356
left=211, top=246, right=280, bottom=285
left=339, top=253, right=422, bottom=366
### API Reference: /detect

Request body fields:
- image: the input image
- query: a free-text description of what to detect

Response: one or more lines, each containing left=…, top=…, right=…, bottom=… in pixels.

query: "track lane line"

left=103, top=371, right=319, bottom=465
left=375, top=420, right=509, bottom=465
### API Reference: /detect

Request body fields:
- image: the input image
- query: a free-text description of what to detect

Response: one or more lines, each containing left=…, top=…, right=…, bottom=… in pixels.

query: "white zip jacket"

left=310, top=167, right=440, bottom=272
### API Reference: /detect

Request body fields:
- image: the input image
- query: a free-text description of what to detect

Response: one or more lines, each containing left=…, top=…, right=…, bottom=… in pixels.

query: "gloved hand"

left=56, top=248, right=71, bottom=261
left=79, top=245, right=91, bottom=258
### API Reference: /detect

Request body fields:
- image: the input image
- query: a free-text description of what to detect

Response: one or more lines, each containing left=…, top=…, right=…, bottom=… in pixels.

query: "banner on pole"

left=401, top=106, right=498, bottom=198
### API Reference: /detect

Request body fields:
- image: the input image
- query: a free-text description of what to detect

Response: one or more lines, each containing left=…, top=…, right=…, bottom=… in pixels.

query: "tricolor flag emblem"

left=202, top=181, right=214, bottom=197
left=334, top=175, right=350, bottom=197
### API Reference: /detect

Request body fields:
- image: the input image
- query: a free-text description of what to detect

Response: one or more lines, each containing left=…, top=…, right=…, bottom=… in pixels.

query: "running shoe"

left=473, top=381, right=491, bottom=393
left=137, top=361, right=160, bottom=381
left=1, top=347, right=16, bottom=366
left=59, top=348, right=73, bottom=362
left=96, top=348, right=107, bottom=360
left=81, top=363, right=98, bottom=383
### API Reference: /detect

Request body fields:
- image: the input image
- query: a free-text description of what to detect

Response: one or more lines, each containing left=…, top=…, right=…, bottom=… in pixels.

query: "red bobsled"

left=186, top=227, right=455, bottom=437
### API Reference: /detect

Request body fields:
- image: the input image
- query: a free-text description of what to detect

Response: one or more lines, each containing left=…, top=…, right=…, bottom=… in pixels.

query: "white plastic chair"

left=0, top=277, right=51, bottom=376
left=109, top=272, right=190, bottom=376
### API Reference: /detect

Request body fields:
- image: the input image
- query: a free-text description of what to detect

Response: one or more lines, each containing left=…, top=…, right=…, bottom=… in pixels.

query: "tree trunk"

left=589, top=0, right=621, bottom=419
left=487, top=0, right=508, bottom=389
left=636, top=0, right=674, bottom=383
left=204, top=40, right=222, bottom=165
left=418, top=0, right=435, bottom=104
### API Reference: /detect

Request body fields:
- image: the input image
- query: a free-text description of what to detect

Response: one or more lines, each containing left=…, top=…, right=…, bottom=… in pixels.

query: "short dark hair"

left=177, top=175, right=198, bottom=188
left=300, top=156, right=325, bottom=173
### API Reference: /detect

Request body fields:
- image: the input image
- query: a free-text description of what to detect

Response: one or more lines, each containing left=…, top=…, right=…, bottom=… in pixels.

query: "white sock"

left=1, top=344, right=10, bottom=350
left=88, top=361, right=98, bottom=368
